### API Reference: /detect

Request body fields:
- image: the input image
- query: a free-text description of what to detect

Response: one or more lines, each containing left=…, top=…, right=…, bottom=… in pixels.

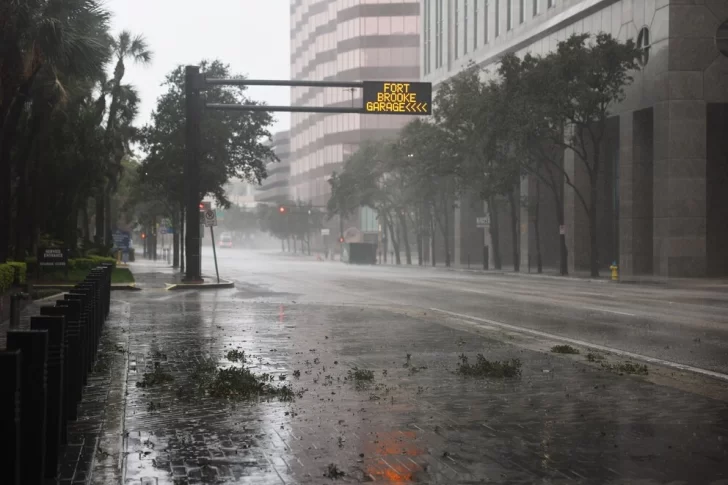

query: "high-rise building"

left=289, top=0, right=421, bottom=240
left=256, top=130, right=291, bottom=204
left=421, top=0, right=728, bottom=278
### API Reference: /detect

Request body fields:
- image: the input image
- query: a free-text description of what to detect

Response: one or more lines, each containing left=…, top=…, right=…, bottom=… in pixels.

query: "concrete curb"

left=165, top=279, right=235, bottom=290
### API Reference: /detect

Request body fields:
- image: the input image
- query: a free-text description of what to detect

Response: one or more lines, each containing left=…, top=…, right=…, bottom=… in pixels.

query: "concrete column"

left=563, top=141, right=591, bottom=274
left=653, top=99, right=708, bottom=277
left=519, top=175, right=532, bottom=272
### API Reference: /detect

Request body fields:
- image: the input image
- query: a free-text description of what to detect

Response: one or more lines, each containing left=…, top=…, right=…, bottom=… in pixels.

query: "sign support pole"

left=210, top=226, right=220, bottom=284
left=184, top=66, right=203, bottom=283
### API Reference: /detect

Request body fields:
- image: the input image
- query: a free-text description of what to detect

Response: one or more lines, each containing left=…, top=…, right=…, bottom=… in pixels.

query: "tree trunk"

left=180, top=207, right=185, bottom=272
left=105, top=189, right=112, bottom=245
left=589, top=182, right=599, bottom=277
left=443, top=204, right=451, bottom=267
left=95, top=192, right=105, bottom=245
left=488, top=196, right=502, bottom=270
left=430, top=212, right=436, bottom=267
left=385, top=214, right=400, bottom=265
left=81, top=202, right=90, bottom=242
left=508, top=189, right=520, bottom=272
left=398, top=212, right=412, bottom=265
left=534, top=179, right=543, bottom=274
left=172, top=208, right=180, bottom=268
left=0, top=74, right=38, bottom=262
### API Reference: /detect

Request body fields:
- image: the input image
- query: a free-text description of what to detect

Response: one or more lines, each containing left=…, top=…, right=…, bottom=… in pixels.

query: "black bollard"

left=0, top=350, right=22, bottom=485
left=40, top=305, right=77, bottom=429
left=74, top=284, right=98, bottom=362
left=31, top=316, right=66, bottom=479
left=64, top=294, right=91, bottom=380
left=7, top=330, right=48, bottom=485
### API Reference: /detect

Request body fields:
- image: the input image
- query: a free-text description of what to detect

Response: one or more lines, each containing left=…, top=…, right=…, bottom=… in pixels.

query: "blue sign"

left=112, top=230, right=131, bottom=250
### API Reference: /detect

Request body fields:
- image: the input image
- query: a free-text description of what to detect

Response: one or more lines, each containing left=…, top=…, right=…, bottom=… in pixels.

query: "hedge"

left=69, top=256, right=116, bottom=271
left=6, top=261, right=27, bottom=284
left=24, top=255, right=116, bottom=275
left=0, top=264, right=14, bottom=294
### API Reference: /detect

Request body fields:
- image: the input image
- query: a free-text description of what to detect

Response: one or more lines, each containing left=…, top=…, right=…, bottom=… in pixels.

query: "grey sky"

left=106, top=0, right=291, bottom=134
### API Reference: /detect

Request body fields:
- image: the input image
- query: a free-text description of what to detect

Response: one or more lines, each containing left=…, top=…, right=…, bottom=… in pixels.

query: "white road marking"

left=581, top=306, right=636, bottom=317
left=431, top=308, right=728, bottom=383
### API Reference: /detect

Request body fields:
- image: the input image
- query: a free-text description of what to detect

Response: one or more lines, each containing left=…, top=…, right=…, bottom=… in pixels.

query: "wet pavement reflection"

left=50, top=263, right=728, bottom=484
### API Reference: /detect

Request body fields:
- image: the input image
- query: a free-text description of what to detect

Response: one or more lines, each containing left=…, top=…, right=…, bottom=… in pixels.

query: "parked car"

left=219, top=234, right=233, bottom=248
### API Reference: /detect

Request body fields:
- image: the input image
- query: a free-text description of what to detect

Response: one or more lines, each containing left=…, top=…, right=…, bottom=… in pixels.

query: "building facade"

left=256, top=130, right=292, bottom=204
left=289, top=0, right=421, bottom=241
left=421, top=0, right=728, bottom=277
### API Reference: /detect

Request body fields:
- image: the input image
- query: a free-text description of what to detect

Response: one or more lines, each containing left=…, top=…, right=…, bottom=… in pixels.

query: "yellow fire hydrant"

left=610, top=262, right=619, bottom=281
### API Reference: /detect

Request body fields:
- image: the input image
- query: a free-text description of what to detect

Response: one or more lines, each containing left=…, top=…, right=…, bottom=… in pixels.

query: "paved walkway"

left=29, top=260, right=728, bottom=484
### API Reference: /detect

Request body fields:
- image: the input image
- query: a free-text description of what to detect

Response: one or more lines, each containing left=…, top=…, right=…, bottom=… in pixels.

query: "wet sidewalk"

left=53, top=264, right=728, bottom=484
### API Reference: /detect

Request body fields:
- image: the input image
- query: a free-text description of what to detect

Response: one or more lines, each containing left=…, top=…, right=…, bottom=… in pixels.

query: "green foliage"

left=456, top=354, right=522, bottom=378
left=0, top=265, right=16, bottom=294
left=138, top=60, right=276, bottom=213
left=6, top=262, right=27, bottom=284
left=68, top=256, right=116, bottom=271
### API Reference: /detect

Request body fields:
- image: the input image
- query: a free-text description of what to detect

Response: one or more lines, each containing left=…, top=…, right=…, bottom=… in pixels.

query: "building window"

left=495, top=0, right=500, bottom=37
left=455, top=0, right=459, bottom=58
left=424, top=0, right=431, bottom=73
left=464, top=0, right=469, bottom=54
left=507, top=0, right=512, bottom=30
left=474, top=0, right=478, bottom=50
left=519, top=0, right=524, bottom=23
left=637, top=26, right=650, bottom=65
left=533, top=0, right=538, bottom=16
left=484, top=0, right=489, bottom=44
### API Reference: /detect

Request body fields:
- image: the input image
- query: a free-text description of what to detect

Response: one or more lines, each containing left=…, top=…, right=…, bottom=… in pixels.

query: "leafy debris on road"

left=602, top=361, right=648, bottom=376
left=348, top=367, right=375, bottom=382
left=226, top=349, right=246, bottom=362
left=136, top=367, right=174, bottom=388
left=293, top=370, right=301, bottom=378
left=324, top=463, right=346, bottom=479
left=456, top=354, right=522, bottom=378
left=190, top=355, right=299, bottom=402
left=551, top=345, right=580, bottom=354
left=586, top=352, right=605, bottom=362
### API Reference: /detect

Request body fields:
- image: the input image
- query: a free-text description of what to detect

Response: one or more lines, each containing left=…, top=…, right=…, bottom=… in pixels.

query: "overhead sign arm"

left=182, top=66, right=432, bottom=282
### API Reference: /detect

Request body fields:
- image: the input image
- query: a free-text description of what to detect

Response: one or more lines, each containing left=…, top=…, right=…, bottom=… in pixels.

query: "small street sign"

left=204, top=209, right=217, bottom=227
left=476, top=215, right=490, bottom=228
left=321, top=228, right=331, bottom=236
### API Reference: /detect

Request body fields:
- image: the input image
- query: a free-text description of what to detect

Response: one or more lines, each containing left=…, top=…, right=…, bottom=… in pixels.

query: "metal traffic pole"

left=210, top=225, right=220, bottom=284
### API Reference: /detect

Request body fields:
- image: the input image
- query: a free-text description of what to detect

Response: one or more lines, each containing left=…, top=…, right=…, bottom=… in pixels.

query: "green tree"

left=137, top=60, right=276, bottom=264
left=96, top=30, right=153, bottom=245
left=0, top=0, right=111, bottom=261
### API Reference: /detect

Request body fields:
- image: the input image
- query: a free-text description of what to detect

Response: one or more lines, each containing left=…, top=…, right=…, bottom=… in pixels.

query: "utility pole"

left=184, top=66, right=203, bottom=282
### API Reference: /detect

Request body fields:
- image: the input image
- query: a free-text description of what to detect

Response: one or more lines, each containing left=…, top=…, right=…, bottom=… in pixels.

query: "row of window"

left=292, top=17, right=419, bottom=78
left=292, top=46, right=419, bottom=103
left=424, top=0, right=556, bottom=74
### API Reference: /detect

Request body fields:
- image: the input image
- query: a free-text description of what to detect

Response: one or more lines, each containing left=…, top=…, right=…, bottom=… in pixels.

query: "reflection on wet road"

left=105, top=250, right=728, bottom=484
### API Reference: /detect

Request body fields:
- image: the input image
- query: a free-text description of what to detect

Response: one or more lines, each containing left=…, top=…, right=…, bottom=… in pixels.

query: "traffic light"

left=141, top=233, right=146, bottom=239
left=279, top=206, right=286, bottom=214
left=339, top=237, right=345, bottom=243
left=199, top=203, right=204, bottom=210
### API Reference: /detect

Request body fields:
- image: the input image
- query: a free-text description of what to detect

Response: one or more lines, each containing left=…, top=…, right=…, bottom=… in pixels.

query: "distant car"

left=219, top=235, right=233, bottom=248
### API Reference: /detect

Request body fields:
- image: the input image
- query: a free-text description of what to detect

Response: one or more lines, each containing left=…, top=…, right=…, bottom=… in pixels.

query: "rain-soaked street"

left=51, top=250, right=728, bottom=484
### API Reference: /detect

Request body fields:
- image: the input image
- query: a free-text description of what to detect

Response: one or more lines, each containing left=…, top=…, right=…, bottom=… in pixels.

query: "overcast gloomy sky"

left=107, top=0, right=291, bottom=134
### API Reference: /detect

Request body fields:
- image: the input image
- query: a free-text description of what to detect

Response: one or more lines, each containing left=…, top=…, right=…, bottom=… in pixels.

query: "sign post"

left=204, top=209, right=220, bottom=283
left=476, top=215, right=491, bottom=270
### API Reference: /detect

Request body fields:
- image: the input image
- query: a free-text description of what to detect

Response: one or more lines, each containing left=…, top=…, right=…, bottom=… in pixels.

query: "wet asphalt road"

left=38, top=249, right=728, bottom=484
left=203, top=248, right=728, bottom=376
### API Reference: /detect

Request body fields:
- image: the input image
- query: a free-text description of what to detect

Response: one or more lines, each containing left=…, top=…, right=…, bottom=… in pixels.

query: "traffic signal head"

left=199, top=203, right=205, bottom=210
left=279, top=206, right=286, bottom=214
left=339, top=237, right=345, bottom=243
left=141, top=233, right=146, bottom=239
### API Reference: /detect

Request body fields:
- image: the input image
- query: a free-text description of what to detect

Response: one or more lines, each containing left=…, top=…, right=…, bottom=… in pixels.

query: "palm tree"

left=0, top=0, right=110, bottom=261
left=95, top=31, right=152, bottom=245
